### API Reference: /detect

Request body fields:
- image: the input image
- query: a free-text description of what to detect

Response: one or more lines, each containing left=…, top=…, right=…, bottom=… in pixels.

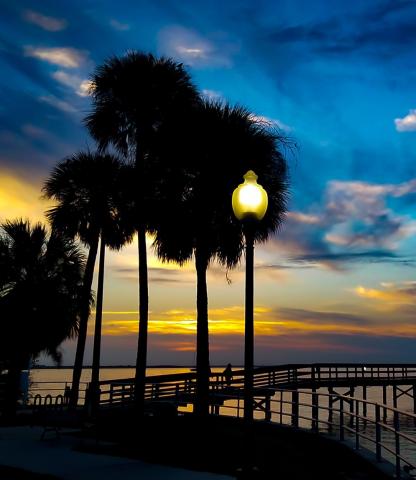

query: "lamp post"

left=232, top=170, right=268, bottom=422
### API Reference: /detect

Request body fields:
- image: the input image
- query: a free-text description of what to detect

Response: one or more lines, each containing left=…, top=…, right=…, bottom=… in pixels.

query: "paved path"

left=0, top=426, right=232, bottom=479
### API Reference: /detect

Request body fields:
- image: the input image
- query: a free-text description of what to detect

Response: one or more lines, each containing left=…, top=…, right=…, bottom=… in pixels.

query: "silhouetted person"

left=223, top=363, right=233, bottom=387
left=64, top=385, right=71, bottom=405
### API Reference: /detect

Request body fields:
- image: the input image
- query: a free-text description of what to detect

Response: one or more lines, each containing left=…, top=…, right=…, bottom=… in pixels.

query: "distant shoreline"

left=33, top=365, right=243, bottom=369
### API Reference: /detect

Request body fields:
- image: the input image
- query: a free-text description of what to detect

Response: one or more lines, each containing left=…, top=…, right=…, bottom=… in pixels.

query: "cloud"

left=354, top=281, right=416, bottom=305
left=24, top=46, right=87, bottom=68
left=23, top=10, right=67, bottom=32
left=276, top=307, right=373, bottom=326
left=265, top=0, right=416, bottom=59
left=38, top=95, right=77, bottom=113
left=286, top=211, right=322, bottom=225
left=158, top=26, right=237, bottom=68
left=52, top=71, right=92, bottom=96
left=323, top=179, right=416, bottom=249
left=270, top=177, right=416, bottom=269
left=21, top=124, right=49, bottom=139
left=201, top=89, right=222, bottom=100
left=110, top=19, right=130, bottom=31
left=249, top=114, right=292, bottom=132
left=395, top=109, right=416, bottom=132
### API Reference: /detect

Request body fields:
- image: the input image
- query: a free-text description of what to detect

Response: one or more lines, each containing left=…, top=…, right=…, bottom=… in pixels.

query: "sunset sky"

left=1, top=0, right=416, bottom=366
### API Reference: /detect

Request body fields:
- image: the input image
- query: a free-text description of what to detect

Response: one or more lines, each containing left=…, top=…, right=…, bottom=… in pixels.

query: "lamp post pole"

left=244, top=225, right=254, bottom=422
left=232, top=170, right=268, bottom=423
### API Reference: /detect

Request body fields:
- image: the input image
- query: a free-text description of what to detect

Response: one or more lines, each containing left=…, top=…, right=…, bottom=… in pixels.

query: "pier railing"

left=218, top=389, right=416, bottom=479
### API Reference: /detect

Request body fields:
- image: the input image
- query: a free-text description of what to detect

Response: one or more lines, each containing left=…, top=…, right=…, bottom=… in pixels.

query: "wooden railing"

left=94, top=363, right=416, bottom=407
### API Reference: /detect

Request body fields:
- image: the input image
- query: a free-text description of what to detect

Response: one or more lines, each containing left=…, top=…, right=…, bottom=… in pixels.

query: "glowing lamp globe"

left=232, top=170, right=268, bottom=221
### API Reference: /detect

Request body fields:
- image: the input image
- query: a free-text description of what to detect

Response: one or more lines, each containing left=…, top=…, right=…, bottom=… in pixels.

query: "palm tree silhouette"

left=153, top=101, right=290, bottom=415
left=84, top=51, right=200, bottom=411
left=43, top=152, right=134, bottom=408
left=0, top=219, right=85, bottom=416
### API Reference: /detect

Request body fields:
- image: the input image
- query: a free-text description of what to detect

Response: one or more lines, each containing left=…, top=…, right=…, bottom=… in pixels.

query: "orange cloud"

left=354, top=283, right=416, bottom=305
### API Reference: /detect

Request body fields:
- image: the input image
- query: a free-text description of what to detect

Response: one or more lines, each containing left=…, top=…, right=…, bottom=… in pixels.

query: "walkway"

left=0, top=426, right=232, bottom=480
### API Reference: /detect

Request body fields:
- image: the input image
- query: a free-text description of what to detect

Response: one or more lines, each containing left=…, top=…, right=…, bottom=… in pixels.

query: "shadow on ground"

left=75, top=408, right=391, bottom=480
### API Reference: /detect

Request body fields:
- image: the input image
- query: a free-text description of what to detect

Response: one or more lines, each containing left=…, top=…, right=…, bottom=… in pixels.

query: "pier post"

left=349, top=387, right=355, bottom=428
left=328, top=387, right=334, bottom=429
left=413, top=384, right=416, bottom=415
left=312, top=389, right=319, bottom=432
left=291, top=389, right=299, bottom=428
left=265, top=396, right=271, bottom=422
left=393, top=385, right=398, bottom=409
left=339, top=397, right=345, bottom=441
left=362, top=386, right=367, bottom=417
left=382, top=385, right=388, bottom=419
left=375, top=404, right=381, bottom=462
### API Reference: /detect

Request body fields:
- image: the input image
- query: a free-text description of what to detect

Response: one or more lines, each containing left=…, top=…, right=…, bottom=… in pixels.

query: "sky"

left=1, top=0, right=416, bottom=366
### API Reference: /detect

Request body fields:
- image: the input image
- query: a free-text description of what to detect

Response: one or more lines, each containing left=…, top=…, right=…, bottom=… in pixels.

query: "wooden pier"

left=93, top=363, right=416, bottom=416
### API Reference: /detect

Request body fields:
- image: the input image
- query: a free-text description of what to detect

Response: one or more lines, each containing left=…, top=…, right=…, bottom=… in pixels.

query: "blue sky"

left=1, top=0, right=416, bottom=365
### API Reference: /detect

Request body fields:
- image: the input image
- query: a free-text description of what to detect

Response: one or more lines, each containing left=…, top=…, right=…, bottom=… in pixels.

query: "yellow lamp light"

left=232, top=170, right=268, bottom=221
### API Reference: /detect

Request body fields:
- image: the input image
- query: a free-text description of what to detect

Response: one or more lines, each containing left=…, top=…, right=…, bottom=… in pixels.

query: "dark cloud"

left=275, top=307, right=373, bottom=326
left=288, top=251, right=414, bottom=267
left=266, top=0, right=416, bottom=58
left=112, top=265, right=194, bottom=284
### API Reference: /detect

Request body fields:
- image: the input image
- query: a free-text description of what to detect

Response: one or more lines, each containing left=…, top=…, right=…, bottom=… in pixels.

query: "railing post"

left=394, top=410, right=401, bottom=479
left=362, top=386, right=367, bottom=417
left=340, top=397, right=345, bottom=441
left=265, top=395, right=271, bottom=422
left=375, top=404, right=381, bottom=462
left=413, top=384, right=416, bottom=415
left=291, top=390, right=299, bottom=428
left=382, top=385, right=388, bottom=420
left=328, top=389, right=334, bottom=432
left=355, top=399, right=360, bottom=450
left=312, top=390, right=319, bottom=432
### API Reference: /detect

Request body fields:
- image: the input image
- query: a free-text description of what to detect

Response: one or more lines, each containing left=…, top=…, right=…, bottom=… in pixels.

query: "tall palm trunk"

left=69, top=234, right=99, bottom=408
left=134, top=143, right=149, bottom=413
left=135, top=228, right=149, bottom=412
left=194, top=246, right=210, bottom=416
left=90, top=234, right=106, bottom=414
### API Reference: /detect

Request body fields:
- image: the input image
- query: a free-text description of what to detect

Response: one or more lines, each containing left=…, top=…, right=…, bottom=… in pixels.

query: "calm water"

left=29, top=368, right=416, bottom=468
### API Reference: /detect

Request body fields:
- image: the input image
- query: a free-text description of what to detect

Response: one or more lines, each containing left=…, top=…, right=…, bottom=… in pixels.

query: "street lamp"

left=232, top=170, right=268, bottom=421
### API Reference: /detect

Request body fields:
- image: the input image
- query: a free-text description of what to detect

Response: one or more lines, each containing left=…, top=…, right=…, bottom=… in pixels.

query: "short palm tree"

left=43, top=152, right=134, bottom=407
left=0, top=219, right=85, bottom=416
left=153, top=101, right=290, bottom=415
left=84, top=51, right=200, bottom=410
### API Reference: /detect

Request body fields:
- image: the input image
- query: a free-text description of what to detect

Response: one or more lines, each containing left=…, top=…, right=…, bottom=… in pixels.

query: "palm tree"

left=152, top=101, right=290, bottom=415
left=0, top=219, right=85, bottom=416
left=84, top=51, right=200, bottom=410
left=43, top=152, right=134, bottom=408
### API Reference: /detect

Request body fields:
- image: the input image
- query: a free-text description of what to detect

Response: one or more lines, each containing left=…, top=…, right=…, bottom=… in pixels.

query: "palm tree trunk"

left=69, top=234, right=99, bottom=408
left=135, top=228, right=149, bottom=413
left=90, top=234, right=106, bottom=415
left=194, top=247, right=210, bottom=416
